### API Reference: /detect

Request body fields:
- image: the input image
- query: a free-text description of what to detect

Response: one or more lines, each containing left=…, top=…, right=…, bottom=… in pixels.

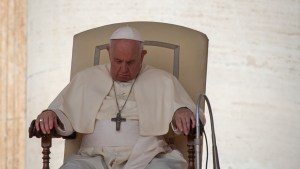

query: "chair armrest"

left=28, top=119, right=76, bottom=169
left=28, top=119, right=76, bottom=139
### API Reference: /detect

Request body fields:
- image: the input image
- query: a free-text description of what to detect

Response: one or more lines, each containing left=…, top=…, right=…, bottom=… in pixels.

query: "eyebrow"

left=114, top=58, right=136, bottom=63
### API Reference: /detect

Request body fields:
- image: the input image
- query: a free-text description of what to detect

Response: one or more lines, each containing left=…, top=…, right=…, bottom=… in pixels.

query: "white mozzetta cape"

left=48, top=64, right=196, bottom=136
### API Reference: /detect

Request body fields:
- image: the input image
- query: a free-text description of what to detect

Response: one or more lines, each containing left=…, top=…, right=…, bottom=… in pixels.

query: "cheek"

left=130, top=65, right=141, bottom=75
left=112, top=63, right=120, bottom=69
left=111, top=64, right=120, bottom=74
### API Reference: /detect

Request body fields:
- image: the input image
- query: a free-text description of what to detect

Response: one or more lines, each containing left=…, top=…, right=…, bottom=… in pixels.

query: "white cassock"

left=48, top=64, right=205, bottom=169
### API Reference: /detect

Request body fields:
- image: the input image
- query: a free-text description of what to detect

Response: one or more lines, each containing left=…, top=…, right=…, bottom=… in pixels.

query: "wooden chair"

left=29, top=21, right=209, bottom=169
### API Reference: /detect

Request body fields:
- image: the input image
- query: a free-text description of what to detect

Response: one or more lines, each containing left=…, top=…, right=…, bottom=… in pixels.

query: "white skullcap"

left=110, top=26, right=144, bottom=42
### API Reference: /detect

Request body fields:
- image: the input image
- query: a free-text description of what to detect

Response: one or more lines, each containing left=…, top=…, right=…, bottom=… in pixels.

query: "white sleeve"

left=50, top=109, right=74, bottom=136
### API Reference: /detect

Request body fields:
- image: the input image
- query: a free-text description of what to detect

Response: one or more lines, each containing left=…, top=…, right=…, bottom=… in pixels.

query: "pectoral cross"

left=111, top=113, right=126, bottom=131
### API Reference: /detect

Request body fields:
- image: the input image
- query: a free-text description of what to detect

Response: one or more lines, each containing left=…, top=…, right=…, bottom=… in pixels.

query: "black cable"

left=196, top=94, right=221, bottom=169
left=203, top=95, right=220, bottom=169
left=203, top=129, right=208, bottom=169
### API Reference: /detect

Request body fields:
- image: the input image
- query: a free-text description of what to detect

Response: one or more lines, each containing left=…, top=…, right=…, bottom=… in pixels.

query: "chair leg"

left=187, top=134, right=195, bottom=169
left=41, top=135, right=52, bottom=169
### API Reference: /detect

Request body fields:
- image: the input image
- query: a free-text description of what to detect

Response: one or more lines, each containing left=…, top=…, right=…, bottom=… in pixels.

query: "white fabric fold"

left=52, top=109, right=74, bottom=136
left=48, top=64, right=203, bottom=136
left=79, top=120, right=139, bottom=156
left=124, top=136, right=170, bottom=169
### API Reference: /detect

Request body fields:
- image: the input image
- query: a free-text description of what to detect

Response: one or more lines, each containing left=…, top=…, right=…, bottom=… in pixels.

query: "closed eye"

left=114, top=59, right=122, bottom=64
left=127, top=60, right=135, bottom=65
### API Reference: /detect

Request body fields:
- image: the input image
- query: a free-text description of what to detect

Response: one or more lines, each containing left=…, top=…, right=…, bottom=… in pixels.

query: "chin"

left=117, top=77, right=132, bottom=82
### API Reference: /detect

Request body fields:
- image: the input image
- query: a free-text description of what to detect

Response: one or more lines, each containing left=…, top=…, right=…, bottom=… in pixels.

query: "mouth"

left=118, top=74, right=130, bottom=78
left=117, top=74, right=131, bottom=81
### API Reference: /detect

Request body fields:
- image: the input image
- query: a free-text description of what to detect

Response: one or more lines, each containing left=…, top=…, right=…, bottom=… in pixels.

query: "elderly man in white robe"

left=35, top=26, right=205, bottom=169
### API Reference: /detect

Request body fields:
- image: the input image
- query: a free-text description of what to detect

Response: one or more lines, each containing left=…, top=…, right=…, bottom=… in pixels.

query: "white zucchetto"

left=110, top=26, right=144, bottom=42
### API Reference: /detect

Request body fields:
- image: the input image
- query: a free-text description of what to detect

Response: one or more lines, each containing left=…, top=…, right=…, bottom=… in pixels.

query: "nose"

left=120, top=63, right=128, bottom=72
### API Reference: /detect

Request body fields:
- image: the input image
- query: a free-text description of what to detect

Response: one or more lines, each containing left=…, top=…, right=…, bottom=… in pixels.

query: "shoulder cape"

left=48, top=64, right=196, bottom=136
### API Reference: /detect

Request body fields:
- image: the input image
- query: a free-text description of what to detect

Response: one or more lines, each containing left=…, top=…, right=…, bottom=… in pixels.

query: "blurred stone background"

left=1, top=0, right=299, bottom=169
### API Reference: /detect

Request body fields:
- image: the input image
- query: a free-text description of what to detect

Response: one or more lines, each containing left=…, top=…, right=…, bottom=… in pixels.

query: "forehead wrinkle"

left=109, top=41, right=142, bottom=62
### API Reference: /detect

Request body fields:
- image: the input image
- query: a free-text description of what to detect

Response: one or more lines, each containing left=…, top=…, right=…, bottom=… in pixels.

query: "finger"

left=53, top=116, right=59, bottom=128
left=39, top=118, right=46, bottom=134
left=191, top=115, right=196, bottom=128
left=44, top=116, right=50, bottom=134
left=176, top=118, right=183, bottom=132
left=48, top=115, right=54, bottom=130
left=185, top=116, right=190, bottom=132
left=181, top=118, right=188, bottom=135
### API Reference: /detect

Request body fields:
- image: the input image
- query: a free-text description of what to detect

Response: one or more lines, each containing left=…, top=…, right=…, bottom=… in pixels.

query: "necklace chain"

left=113, top=79, right=136, bottom=114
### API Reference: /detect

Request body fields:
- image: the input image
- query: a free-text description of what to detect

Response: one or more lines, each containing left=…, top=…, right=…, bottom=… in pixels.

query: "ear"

left=141, top=50, right=147, bottom=61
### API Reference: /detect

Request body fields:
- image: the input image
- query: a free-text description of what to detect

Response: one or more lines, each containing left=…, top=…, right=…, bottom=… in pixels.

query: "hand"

left=35, top=110, right=58, bottom=134
left=172, top=107, right=196, bottom=135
